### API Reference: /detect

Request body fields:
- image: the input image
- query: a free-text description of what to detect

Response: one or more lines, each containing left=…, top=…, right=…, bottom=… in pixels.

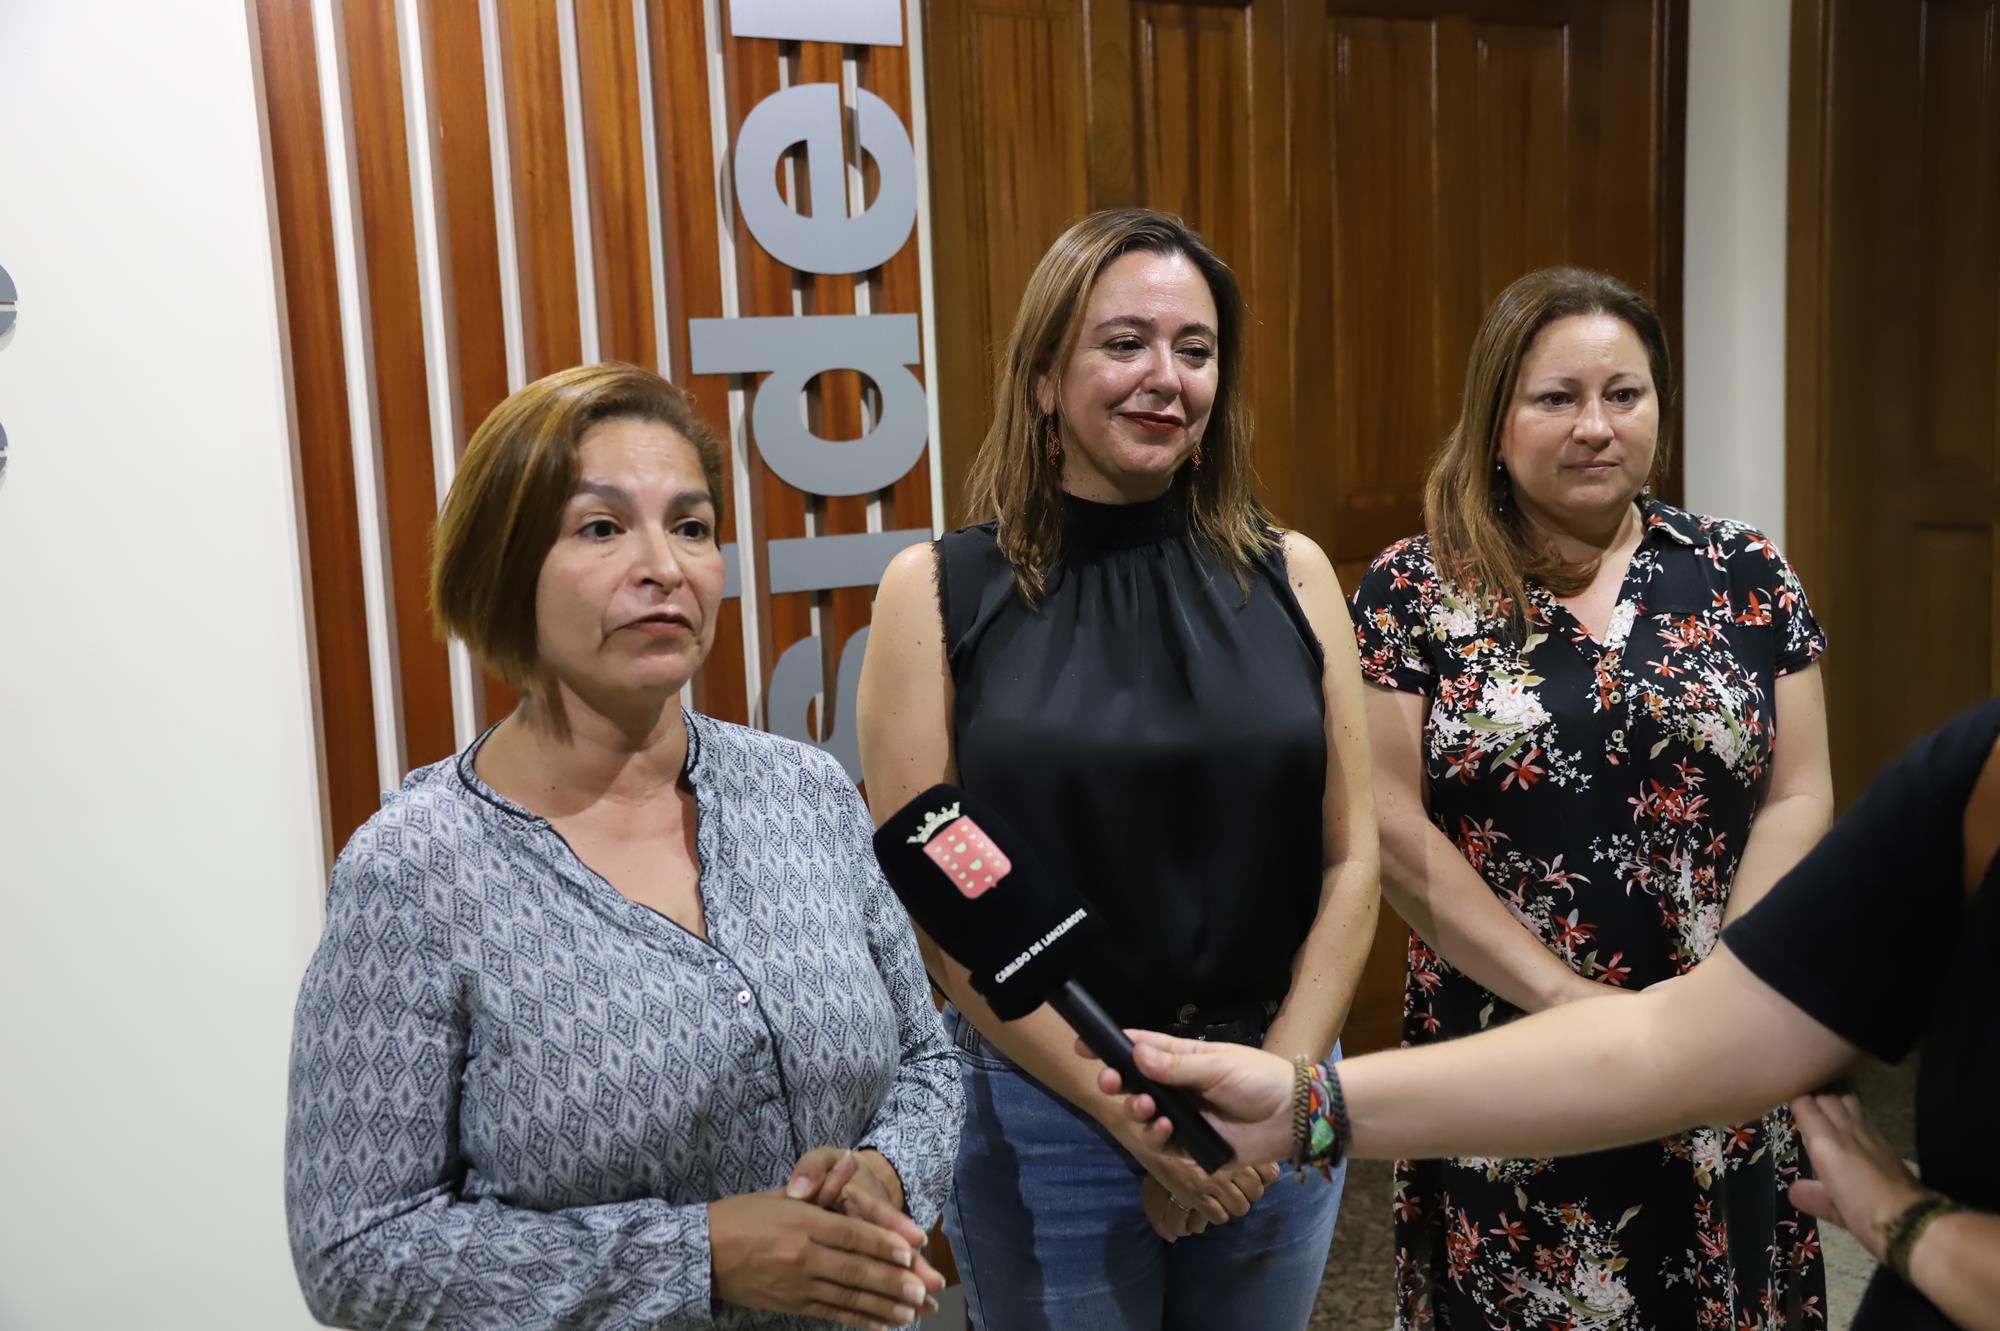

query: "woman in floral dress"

left=1351, top=268, right=1833, bottom=1329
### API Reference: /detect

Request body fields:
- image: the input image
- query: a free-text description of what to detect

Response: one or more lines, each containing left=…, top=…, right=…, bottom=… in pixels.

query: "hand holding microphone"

left=872, top=784, right=1236, bottom=1176
left=1086, top=1032, right=1300, bottom=1168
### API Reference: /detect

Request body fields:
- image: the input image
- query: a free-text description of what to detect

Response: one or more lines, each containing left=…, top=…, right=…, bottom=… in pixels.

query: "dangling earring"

left=1190, top=444, right=1204, bottom=472
left=1493, top=459, right=1509, bottom=511
left=1043, top=416, right=1063, bottom=466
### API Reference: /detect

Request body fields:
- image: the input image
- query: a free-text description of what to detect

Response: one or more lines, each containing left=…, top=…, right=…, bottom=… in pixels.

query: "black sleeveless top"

left=937, top=484, right=1327, bottom=1029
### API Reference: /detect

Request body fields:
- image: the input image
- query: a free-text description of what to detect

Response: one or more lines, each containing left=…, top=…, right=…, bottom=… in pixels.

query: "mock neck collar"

left=1062, top=482, right=1188, bottom=553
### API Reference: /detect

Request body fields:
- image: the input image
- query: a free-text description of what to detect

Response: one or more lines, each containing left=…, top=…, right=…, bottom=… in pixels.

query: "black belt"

left=1158, top=999, right=1277, bottom=1047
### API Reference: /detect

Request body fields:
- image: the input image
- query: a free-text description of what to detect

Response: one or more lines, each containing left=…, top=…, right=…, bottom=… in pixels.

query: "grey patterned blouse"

left=285, top=710, right=964, bottom=1330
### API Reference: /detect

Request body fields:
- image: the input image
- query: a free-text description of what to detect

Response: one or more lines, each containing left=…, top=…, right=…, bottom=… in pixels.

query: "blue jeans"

left=939, top=1007, right=1345, bottom=1331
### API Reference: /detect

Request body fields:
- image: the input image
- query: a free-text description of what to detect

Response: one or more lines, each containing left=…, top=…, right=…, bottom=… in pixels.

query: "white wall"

left=0, top=4, right=328, bottom=1328
left=1681, top=0, right=1792, bottom=543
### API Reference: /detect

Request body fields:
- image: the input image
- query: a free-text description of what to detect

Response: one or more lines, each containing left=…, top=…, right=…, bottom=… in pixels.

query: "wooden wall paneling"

left=576, top=0, right=659, bottom=369
left=812, top=41, right=937, bottom=746
left=395, top=0, right=485, bottom=751
left=1132, top=2, right=1254, bottom=265
left=1881, top=0, right=1998, bottom=777
left=1243, top=0, right=1295, bottom=525
left=499, top=0, right=584, bottom=379
left=1285, top=1, right=1344, bottom=553
left=1828, top=0, right=1923, bottom=806
left=432, top=0, right=521, bottom=726
left=646, top=0, right=747, bottom=723
left=1914, top=0, right=1999, bottom=494
left=1429, top=9, right=1586, bottom=450
left=257, top=0, right=382, bottom=854
left=796, top=39, right=872, bottom=740
left=1617, top=0, right=1686, bottom=501
left=342, top=0, right=456, bottom=771
left=860, top=37, right=938, bottom=543
left=1465, top=18, right=1576, bottom=294
left=922, top=0, right=1094, bottom=524
left=1783, top=0, right=1833, bottom=624
left=1588, top=0, right=1685, bottom=503
left=1129, top=1, right=1299, bottom=527
left=1087, top=0, right=1139, bottom=209
left=648, top=0, right=752, bottom=727
left=1428, top=16, right=1490, bottom=447
left=313, top=0, right=415, bottom=806
left=1788, top=0, right=2000, bottom=809
left=1309, top=13, right=1451, bottom=569
left=430, top=1, right=512, bottom=438
left=721, top=32, right=806, bottom=720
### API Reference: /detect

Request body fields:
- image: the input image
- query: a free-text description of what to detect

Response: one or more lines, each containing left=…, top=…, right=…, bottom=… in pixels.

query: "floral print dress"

left=1351, top=500, right=1829, bottom=1331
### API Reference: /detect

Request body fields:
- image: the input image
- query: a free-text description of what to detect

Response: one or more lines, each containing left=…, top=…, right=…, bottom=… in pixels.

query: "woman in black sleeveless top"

left=858, top=209, right=1380, bottom=1329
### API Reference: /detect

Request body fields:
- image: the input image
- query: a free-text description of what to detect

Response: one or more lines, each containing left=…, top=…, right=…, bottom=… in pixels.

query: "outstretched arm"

left=1094, top=942, right=1858, bottom=1167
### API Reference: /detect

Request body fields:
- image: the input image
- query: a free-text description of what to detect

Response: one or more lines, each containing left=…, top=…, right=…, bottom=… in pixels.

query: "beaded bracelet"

left=1883, top=1193, right=1960, bottom=1284
left=1290, top=1056, right=1348, bottom=1179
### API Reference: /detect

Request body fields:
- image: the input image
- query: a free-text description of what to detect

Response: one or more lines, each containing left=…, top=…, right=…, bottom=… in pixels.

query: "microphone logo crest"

left=918, top=813, right=1012, bottom=899
left=905, top=801, right=961, bottom=845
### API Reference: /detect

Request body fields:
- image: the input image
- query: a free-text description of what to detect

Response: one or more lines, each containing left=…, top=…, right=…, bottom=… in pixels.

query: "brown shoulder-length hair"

left=961, top=208, right=1275, bottom=601
left=1423, top=267, right=1676, bottom=633
left=431, top=362, right=725, bottom=688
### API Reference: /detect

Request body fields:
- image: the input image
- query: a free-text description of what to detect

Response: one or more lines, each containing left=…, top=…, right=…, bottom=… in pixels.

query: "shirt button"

left=736, top=989, right=752, bottom=1006
left=754, top=1033, right=769, bottom=1048
left=714, top=960, right=730, bottom=973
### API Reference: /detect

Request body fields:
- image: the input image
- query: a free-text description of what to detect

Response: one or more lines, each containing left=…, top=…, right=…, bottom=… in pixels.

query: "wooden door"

left=1289, top=0, right=1684, bottom=579
left=1789, top=0, right=2000, bottom=809
left=924, top=0, right=1686, bottom=1051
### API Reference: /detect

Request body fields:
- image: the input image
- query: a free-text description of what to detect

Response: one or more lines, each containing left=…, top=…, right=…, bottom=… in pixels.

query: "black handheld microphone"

left=873, top=784, right=1235, bottom=1173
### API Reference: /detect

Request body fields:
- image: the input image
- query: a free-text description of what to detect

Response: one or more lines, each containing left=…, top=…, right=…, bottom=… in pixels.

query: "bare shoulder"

left=1275, top=529, right=1343, bottom=596
left=872, top=541, right=944, bottom=637
left=878, top=539, right=940, bottom=601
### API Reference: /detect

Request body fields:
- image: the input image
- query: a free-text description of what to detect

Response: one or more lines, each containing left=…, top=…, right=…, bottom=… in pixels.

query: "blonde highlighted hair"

left=961, top=208, right=1275, bottom=600
left=1423, top=267, right=1676, bottom=634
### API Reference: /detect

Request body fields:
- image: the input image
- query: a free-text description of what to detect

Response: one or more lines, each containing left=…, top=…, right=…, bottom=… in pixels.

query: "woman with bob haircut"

left=858, top=208, right=1380, bottom=1328
left=284, top=363, right=963, bottom=1331
left=1348, top=268, right=1833, bottom=1327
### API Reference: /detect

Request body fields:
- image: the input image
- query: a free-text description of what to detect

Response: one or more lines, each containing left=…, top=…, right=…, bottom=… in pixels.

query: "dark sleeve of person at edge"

left=1722, top=695, right=2000, bottom=1331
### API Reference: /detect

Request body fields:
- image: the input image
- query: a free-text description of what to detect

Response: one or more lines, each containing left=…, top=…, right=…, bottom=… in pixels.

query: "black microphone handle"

left=1048, top=979, right=1236, bottom=1174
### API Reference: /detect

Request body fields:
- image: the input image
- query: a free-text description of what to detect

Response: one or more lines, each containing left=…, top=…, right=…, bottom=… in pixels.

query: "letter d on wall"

left=734, top=83, right=916, bottom=275
left=689, top=314, right=927, bottom=497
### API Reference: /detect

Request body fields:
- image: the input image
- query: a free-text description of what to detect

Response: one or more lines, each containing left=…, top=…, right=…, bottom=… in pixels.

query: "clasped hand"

left=709, top=1146, right=945, bottom=1330
left=1137, top=1161, right=1282, bottom=1241
left=1111, top=1070, right=1283, bottom=1233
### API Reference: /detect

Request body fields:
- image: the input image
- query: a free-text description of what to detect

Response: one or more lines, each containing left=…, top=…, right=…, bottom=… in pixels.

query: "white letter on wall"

left=732, top=84, right=916, bottom=275
left=688, top=313, right=927, bottom=497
